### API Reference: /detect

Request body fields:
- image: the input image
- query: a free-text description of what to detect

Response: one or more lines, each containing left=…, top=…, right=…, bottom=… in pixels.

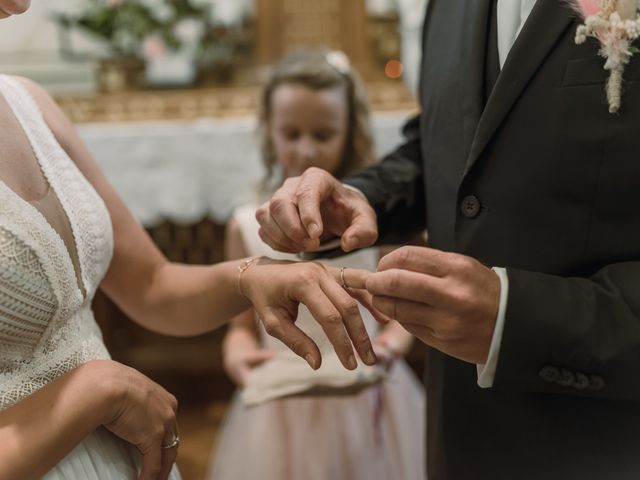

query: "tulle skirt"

left=208, top=361, right=426, bottom=480
left=44, top=427, right=181, bottom=480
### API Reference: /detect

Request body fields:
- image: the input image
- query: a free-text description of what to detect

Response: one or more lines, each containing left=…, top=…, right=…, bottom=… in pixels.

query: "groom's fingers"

left=341, top=207, right=378, bottom=252
left=269, top=177, right=314, bottom=245
left=366, top=269, right=444, bottom=305
left=260, top=308, right=322, bottom=370
left=377, top=246, right=451, bottom=276
left=346, top=287, right=393, bottom=325
left=256, top=180, right=311, bottom=251
left=295, top=168, right=339, bottom=240
left=328, top=265, right=394, bottom=325
left=257, top=224, right=299, bottom=253
left=256, top=202, right=306, bottom=252
left=372, top=295, right=436, bottom=328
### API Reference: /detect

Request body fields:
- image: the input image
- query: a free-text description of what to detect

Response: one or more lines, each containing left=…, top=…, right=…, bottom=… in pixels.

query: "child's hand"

left=372, top=338, right=398, bottom=365
left=224, top=346, right=276, bottom=387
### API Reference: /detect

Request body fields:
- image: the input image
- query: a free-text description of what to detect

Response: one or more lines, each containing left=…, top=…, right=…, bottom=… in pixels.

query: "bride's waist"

left=0, top=308, right=110, bottom=410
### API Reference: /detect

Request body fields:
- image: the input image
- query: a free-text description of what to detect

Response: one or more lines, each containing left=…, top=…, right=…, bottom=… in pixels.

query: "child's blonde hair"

left=259, top=49, right=375, bottom=192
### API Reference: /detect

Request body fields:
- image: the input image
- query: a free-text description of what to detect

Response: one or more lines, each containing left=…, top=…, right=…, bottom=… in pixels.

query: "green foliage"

left=53, top=0, right=213, bottom=58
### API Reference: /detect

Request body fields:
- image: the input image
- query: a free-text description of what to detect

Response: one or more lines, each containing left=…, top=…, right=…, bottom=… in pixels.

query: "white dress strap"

left=0, top=75, right=113, bottom=298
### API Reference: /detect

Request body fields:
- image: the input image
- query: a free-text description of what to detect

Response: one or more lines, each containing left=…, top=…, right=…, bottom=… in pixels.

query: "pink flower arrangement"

left=568, top=0, right=640, bottom=113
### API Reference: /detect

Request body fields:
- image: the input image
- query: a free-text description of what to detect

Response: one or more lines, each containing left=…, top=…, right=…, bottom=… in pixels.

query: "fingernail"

left=366, top=349, right=377, bottom=365
left=348, top=355, right=357, bottom=370
left=305, top=354, right=316, bottom=369
left=308, top=222, right=319, bottom=235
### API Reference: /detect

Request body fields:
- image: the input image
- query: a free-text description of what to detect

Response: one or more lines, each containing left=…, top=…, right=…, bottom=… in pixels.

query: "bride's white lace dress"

left=0, top=75, right=180, bottom=479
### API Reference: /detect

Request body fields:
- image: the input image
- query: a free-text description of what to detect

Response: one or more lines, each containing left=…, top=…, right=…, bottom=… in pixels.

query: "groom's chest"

left=420, top=0, right=640, bottom=271
left=420, top=0, right=640, bottom=172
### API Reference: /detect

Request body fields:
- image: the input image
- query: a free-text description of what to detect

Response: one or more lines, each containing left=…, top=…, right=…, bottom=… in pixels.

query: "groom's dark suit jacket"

left=346, top=0, right=640, bottom=478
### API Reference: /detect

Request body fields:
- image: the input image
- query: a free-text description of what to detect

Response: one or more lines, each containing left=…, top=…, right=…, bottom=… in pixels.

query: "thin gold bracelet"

left=237, top=256, right=259, bottom=298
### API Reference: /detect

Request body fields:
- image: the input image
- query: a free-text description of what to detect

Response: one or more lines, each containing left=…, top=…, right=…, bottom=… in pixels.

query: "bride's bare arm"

left=17, top=78, right=377, bottom=370
left=221, top=219, right=275, bottom=385
left=0, top=360, right=178, bottom=480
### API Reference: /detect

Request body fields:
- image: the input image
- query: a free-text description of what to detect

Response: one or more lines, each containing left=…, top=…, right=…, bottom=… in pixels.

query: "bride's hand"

left=95, top=360, right=179, bottom=480
left=240, top=258, right=378, bottom=370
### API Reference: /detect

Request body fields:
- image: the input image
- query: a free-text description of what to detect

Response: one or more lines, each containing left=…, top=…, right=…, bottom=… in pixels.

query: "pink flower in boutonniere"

left=568, top=0, right=640, bottom=113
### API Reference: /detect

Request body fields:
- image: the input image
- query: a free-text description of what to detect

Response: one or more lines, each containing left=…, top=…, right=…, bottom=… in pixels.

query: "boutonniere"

left=568, top=0, right=640, bottom=113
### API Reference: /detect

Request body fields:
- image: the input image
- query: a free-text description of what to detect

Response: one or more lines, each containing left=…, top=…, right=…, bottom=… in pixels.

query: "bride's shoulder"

left=10, top=75, right=51, bottom=108
left=10, top=75, right=75, bottom=154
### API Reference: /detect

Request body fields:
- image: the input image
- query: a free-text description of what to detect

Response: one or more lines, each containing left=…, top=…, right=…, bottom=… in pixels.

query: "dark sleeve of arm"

left=494, top=262, right=640, bottom=400
left=343, top=114, right=426, bottom=242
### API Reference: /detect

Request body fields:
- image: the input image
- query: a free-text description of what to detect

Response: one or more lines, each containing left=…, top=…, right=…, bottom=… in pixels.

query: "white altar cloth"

left=78, top=111, right=411, bottom=226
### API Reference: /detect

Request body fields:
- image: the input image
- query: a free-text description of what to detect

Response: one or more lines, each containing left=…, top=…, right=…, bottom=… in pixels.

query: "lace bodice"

left=0, top=75, right=114, bottom=410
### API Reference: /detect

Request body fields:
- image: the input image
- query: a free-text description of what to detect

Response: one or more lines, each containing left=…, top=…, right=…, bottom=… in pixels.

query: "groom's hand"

left=255, top=167, right=378, bottom=253
left=365, top=246, right=501, bottom=364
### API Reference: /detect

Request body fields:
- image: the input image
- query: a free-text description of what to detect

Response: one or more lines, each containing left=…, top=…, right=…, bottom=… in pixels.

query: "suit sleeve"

left=343, top=113, right=427, bottom=243
left=494, top=262, right=640, bottom=400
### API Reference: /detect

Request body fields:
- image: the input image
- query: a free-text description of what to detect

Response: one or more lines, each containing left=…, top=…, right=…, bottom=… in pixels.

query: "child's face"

left=269, top=84, right=349, bottom=178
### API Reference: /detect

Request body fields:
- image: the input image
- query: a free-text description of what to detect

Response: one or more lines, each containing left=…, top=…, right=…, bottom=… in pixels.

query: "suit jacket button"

left=588, top=374, right=606, bottom=391
left=574, top=372, right=590, bottom=390
left=557, top=369, right=575, bottom=387
left=539, top=365, right=560, bottom=383
left=460, top=195, right=481, bottom=218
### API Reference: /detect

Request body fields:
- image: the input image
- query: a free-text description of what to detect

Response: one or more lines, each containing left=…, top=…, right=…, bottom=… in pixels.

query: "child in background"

left=208, top=49, right=426, bottom=480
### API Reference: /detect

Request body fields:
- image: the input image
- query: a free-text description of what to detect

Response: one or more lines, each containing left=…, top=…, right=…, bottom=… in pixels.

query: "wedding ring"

left=340, top=266, right=350, bottom=289
left=162, top=434, right=180, bottom=449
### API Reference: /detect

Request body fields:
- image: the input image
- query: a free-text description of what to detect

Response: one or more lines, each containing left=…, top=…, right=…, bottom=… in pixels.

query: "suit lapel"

left=458, top=0, right=492, bottom=161
left=463, top=0, right=574, bottom=175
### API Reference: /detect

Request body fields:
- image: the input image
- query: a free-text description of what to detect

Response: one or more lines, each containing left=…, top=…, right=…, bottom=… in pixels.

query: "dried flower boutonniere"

left=568, top=0, right=640, bottom=113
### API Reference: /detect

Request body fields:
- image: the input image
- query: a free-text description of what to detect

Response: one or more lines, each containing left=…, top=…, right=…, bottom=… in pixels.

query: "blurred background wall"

left=0, top=0, right=426, bottom=93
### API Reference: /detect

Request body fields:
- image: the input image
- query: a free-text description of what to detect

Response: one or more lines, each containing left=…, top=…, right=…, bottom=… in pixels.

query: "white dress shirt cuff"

left=476, top=267, right=509, bottom=388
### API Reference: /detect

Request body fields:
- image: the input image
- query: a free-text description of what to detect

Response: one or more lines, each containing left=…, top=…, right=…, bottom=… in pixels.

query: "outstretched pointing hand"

left=255, top=167, right=378, bottom=253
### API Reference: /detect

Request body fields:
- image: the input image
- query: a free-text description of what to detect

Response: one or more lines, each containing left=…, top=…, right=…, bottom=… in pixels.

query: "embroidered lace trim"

left=0, top=76, right=114, bottom=410
left=0, top=227, right=57, bottom=360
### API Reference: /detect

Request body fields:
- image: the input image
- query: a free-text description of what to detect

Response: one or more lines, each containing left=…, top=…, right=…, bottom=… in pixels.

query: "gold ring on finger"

left=162, top=434, right=180, bottom=449
left=340, top=266, right=350, bottom=289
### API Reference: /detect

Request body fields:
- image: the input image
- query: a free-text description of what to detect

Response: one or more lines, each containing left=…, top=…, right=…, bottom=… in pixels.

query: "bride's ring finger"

left=340, top=266, right=349, bottom=289
left=162, top=433, right=180, bottom=449
left=158, top=428, right=180, bottom=479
